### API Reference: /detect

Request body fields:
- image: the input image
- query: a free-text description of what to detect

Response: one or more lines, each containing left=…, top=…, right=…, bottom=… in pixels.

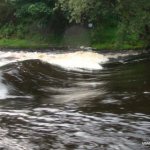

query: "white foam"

left=0, top=75, right=8, bottom=99
left=46, top=51, right=108, bottom=70
left=6, top=95, right=33, bottom=99
left=0, top=51, right=109, bottom=70
left=144, top=91, right=150, bottom=94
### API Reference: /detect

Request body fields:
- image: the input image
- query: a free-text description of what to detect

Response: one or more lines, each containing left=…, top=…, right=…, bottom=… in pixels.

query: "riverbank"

left=0, top=38, right=146, bottom=50
left=0, top=24, right=147, bottom=50
left=0, top=39, right=56, bottom=49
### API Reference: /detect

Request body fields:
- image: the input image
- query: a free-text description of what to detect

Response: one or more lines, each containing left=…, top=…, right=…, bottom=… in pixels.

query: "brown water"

left=0, top=50, right=150, bottom=150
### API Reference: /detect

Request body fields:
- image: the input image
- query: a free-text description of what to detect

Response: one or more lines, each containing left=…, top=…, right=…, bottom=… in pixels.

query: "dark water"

left=0, top=51, right=150, bottom=150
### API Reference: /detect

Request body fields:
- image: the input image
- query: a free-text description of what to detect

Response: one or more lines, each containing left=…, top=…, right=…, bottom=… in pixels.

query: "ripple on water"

left=0, top=50, right=150, bottom=149
left=0, top=107, right=150, bottom=150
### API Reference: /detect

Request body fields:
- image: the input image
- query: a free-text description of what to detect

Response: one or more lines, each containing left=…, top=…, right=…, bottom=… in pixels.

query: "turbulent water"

left=0, top=50, right=150, bottom=150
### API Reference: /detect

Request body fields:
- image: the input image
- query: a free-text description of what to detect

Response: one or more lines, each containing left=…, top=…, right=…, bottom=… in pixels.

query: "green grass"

left=0, top=34, right=91, bottom=49
left=91, top=26, right=145, bottom=50
left=0, top=38, right=145, bottom=50
left=0, top=26, right=146, bottom=50
left=0, top=37, right=65, bottom=49
left=0, top=39, right=48, bottom=48
left=92, top=42, right=145, bottom=50
left=0, top=33, right=90, bottom=49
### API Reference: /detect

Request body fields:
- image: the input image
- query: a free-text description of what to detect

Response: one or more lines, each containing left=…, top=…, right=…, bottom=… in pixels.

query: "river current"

left=0, top=50, right=150, bottom=150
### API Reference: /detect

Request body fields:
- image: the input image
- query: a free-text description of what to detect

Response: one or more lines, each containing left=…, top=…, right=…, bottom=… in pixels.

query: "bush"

left=0, top=24, right=15, bottom=38
left=16, top=24, right=28, bottom=39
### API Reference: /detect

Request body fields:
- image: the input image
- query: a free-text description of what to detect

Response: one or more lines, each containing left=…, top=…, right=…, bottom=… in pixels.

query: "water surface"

left=0, top=50, right=150, bottom=150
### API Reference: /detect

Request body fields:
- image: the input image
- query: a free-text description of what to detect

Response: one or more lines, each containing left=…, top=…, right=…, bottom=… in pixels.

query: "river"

left=0, top=49, right=150, bottom=150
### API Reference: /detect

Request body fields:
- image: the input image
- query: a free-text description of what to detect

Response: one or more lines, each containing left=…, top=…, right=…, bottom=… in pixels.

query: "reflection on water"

left=0, top=50, right=150, bottom=150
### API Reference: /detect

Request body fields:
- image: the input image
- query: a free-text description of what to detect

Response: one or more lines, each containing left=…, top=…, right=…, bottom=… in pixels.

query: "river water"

left=0, top=50, right=150, bottom=150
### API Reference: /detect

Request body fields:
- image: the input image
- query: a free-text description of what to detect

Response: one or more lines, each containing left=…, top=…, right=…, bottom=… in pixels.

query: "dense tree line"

left=0, top=0, right=149, bottom=48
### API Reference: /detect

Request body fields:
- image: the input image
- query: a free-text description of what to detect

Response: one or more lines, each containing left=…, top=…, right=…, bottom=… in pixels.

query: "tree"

left=0, top=0, right=15, bottom=24
left=116, top=0, right=150, bottom=46
left=57, top=0, right=117, bottom=24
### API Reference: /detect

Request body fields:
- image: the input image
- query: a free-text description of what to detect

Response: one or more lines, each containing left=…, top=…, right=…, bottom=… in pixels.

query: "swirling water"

left=0, top=50, right=150, bottom=150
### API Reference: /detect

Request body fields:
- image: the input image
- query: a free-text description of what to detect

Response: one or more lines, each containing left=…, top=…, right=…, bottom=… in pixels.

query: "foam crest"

left=0, top=51, right=109, bottom=70
left=44, top=51, right=109, bottom=70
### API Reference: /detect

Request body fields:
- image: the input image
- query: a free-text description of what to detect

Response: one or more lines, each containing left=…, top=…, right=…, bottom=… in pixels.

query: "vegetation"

left=0, top=0, right=149, bottom=49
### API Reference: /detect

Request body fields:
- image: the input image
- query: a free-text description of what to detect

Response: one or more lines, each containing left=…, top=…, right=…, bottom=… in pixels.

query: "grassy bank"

left=0, top=38, right=145, bottom=50
left=92, top=42, right=145, bottom=50
left=90, top=26, right=146, bottom=50
left=0, top=39, right=48, bottom=49
left=0, top=27, right=146, bottom=50
left=0, top=36, right=64, bottom=49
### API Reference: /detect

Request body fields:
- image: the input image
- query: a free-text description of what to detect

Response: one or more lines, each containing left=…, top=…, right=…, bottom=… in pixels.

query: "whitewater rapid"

left=0, top=50, right=142, bottom=100
left=0, top=51, right=109, bottom=70
left=0, top=50, right=109, bottom=99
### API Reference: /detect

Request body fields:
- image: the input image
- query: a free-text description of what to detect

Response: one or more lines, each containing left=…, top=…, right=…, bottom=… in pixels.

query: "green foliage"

left=16, top=24, right=28, bottom=38
left=0, top=0, right=15, bottom=24
left=0, top=24, right=15, bottom=38
left=56, top=0, right=90, bottom=23
left=116, top=0, right=150, bottom=46
left=0, top=0, right=149, bottom=49
left=0, top=24, right=29, bottom=39
left=15, top=2, right=52, bottom=18
left=91, top=26, right=117, bottom=43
